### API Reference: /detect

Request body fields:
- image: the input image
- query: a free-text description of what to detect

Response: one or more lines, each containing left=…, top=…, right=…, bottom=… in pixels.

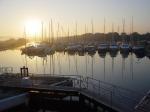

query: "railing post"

left=79, top=76, right=81, bottom=89
left=87, top=77, right=88, bottom=89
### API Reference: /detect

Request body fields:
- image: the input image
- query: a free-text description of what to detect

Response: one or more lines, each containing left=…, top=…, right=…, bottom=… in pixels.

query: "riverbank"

left=0, top=38, right=26, bottom=51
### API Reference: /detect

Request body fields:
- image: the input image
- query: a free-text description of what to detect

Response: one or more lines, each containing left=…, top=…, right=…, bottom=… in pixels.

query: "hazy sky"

left=0, top=0, right=150, bottom=37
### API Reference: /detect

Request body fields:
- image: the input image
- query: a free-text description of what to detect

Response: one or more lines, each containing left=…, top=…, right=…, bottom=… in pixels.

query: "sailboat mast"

left=132, top=17, right=134, bottom=34
left=122, top=18, right=125, bottom=43
left=51, top=19, right=53, bottom=45
left=57, top=23, right=60, bottom=43
left=118, top=25, right=120, bottom=35
left=91, top=19, right=94, bottom=34
left=131, top=17, right=134, bottom=45
left=112, top=23, right=114, bottom=43
left=44, top=27, right=47, bottom=42
left=67, top=26, right=69, bottom=43
left=104, top=18, right=106, bottom=34
left=49, top=21, right=50, bottom=44
left=41, top=21, right=44, bottom=42
left=84, top=24, right=87, bottom=44
left=75, top=21, right=78, bottom=43
left=104, top=18, right=106, bottom=42
left=122, top=18, right=125, bottom=33
left=24, top=26, right=27, bottom=48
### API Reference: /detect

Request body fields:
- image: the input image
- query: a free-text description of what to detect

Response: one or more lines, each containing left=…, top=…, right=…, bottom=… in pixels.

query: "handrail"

left=46, top=74, right=145, bottom=112
left=30, top=74, right=145, bottom=96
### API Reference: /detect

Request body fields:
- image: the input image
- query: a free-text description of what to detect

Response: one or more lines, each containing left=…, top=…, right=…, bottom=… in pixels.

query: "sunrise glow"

left=25, top=19, right=41, bottom=36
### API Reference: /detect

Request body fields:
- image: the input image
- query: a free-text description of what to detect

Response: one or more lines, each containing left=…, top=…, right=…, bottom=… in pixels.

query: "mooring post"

left=20, top=66, right=29, bottom=77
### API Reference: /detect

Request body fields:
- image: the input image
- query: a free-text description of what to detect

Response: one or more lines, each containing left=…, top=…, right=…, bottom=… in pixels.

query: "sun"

left=25, top=19, right=41, bottom=35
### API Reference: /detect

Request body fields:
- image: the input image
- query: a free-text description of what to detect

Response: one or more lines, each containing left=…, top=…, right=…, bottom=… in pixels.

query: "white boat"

left=97, top=43, right=109, bottom=52
left=132, top=45, right=144, bottom=52
left=120, top=43, right=130, bottom=52
left=109, top=43, right=119, bottom=51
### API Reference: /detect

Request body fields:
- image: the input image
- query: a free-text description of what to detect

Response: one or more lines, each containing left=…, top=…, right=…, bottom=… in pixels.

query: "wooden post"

left=20, top=66, right=29, bottom=77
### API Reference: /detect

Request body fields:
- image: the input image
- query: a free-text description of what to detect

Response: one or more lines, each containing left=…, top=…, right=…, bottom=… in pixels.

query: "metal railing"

left=0, top=67, right=13, bottom=74
left=53, top=75, right=145, bottom=112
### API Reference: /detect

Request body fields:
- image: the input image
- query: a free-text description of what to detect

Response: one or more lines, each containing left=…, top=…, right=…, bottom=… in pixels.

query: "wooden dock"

left=0, top=73, right=146, bottom=112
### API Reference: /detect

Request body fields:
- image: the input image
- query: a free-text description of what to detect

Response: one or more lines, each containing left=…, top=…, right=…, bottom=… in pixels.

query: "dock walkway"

left=0, top=74, right=147, bottom=112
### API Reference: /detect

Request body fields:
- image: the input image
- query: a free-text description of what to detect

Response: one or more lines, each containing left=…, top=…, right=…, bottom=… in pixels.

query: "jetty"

left=0, top=67, right=148, bottom=112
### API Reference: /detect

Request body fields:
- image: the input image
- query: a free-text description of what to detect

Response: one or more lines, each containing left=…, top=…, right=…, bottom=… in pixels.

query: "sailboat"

left=98, top=18, right=109, bottom=53
left=131, top=17, right=145, bottom=54
left=109, top=23, right=119, bottom=52
left=120, top=18, right=130, bottom=53
left=21, top=22, right=53, bottom=56
left=85, top=19, right=96, bottom=55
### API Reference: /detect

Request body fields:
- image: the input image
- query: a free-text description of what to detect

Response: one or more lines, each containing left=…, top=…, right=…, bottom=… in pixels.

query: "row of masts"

left=24, top=18, right=135, bottom=45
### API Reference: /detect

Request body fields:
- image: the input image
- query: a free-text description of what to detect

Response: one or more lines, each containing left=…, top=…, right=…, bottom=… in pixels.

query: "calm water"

left=0, top=49, right=150, bottom=93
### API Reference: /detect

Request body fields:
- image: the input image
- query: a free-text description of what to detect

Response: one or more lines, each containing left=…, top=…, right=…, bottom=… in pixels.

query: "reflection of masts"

left=104, top=57, right=106, bottom=80
left=85, top=53, right=87, bottom=76
left=112, top=57, right=114, bottom=75
left=43, top=57, right=46, bottom=75
left=68, top=53, right=70, bottom=72
left=49, top=55, right=51, bottom=75
left=130, top=53, right=134, bottom=80
left=57, top=53, right=61, bottom=75
left=52, top=54, right=55, bottom=75
left=74, top=55, right=78, bottom=75
left=91, top=56, right=94, bottom=78
left=122, top=57, right=125, bottom=79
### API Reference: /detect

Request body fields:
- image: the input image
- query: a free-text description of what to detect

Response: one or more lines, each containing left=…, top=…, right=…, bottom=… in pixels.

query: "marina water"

left=0, top=49, right=150, bottom=94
